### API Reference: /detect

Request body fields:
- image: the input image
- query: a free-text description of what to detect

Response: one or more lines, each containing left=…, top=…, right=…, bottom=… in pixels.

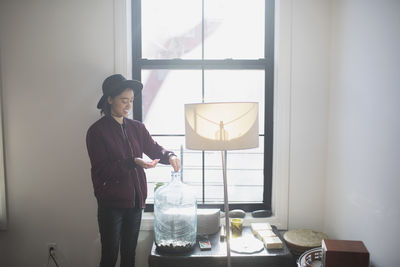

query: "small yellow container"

left=231, top=218, right=243, bottom=238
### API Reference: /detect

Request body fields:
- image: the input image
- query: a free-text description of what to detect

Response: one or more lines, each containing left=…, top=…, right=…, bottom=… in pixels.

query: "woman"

left=86, top=74, right=180, bottom=267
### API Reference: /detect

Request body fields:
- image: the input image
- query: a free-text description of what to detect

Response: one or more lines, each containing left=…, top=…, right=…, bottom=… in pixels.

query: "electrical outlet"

left=47, top=243, right=57, bottom=255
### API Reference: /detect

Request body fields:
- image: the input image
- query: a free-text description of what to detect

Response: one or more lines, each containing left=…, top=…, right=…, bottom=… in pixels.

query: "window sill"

left=140, top=212, right=286, bottom=231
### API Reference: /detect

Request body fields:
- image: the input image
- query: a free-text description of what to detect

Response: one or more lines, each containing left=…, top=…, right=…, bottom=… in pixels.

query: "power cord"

left=46, top=247, right=60, bottom=267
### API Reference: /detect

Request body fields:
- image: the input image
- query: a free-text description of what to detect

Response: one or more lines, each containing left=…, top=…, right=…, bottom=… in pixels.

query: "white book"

left=263, top=236, right=283, bottom=249
left=250, top=222, right=272, bottom=234
left=255, top=229, right=276, bottom=240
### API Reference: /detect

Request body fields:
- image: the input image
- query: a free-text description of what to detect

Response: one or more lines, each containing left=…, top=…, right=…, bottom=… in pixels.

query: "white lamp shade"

left=185, top=102, right=259, bottom=150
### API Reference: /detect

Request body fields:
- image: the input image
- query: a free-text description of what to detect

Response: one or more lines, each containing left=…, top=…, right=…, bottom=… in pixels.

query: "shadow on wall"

left=88, top=234, right=101, bottom=266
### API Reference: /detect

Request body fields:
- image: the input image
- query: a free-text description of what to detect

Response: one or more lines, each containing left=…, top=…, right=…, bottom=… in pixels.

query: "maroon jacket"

left=86, top=115, right=173, bottom=208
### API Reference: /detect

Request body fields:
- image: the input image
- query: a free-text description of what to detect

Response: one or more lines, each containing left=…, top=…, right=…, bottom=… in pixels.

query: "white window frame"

left=113, top=0, right=292, bottom=230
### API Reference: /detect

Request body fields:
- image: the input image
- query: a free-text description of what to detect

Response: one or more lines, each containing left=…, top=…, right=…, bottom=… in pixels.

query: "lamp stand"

left=221, top=150, right=231, bottom=267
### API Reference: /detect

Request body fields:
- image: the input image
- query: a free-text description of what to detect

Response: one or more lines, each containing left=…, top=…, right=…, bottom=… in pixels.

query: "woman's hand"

left=169, top=155, right=181, bottom=172
left=134, top=158, right=160, bottom=169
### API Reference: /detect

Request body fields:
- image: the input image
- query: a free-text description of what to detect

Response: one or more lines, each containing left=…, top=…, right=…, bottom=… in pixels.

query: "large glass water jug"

left=154, top=171, right=197, bottom=253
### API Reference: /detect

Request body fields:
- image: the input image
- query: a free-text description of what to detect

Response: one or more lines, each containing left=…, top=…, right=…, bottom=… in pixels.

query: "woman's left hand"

left=169, top=155, right=181, bottom=172
left=134, top=158, right=160, bottom=169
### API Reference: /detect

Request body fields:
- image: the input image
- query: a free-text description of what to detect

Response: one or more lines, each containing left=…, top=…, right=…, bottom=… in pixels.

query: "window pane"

left=142, top=70, right=202, bottom=134
left=142, top=0, right=202, bottom=59
left=204, top=70, right=265, bottom=134
left=145, top=136, right=264, bottom=205
left=204, top=0, right=265, bottom=59
left=204, top=136, right=264, bottom=204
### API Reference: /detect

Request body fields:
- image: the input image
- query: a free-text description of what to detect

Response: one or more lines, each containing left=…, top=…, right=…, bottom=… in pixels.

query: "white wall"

left=286, top=0, right=331, bottom=231
left=0, top=0, right=115, bottom=266
left=0, top=0, right=340, bottom=266
left=324, top=1, right=400, bottom=266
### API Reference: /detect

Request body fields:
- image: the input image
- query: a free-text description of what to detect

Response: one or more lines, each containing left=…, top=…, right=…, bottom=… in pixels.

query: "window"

left=131, top=0, right=274, bottom=212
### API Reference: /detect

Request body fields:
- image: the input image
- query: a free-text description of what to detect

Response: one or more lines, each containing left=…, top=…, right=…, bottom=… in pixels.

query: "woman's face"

left=108, top=88, right=134, bottom=118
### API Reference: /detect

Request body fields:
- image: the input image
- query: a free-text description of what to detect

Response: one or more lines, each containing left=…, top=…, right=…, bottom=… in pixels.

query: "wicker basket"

left=283, top=229, right=328, bottom=256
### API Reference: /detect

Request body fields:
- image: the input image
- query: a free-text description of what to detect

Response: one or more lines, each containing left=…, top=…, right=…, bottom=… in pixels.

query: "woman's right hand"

left=169, top=155, right=181, bottom=172
left=134, top=158, right=160, bottom=169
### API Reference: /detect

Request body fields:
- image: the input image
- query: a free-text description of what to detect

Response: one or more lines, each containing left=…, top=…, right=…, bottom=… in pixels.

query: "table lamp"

left=184, top=102, right=259, bottom=267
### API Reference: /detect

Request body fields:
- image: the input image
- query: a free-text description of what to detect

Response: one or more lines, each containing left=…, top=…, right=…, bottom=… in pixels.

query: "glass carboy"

left=154, top=171, right=197, bottom=253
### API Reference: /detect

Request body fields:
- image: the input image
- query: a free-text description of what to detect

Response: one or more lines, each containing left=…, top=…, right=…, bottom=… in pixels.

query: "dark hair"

left=99, top=87, right=134, bottom=116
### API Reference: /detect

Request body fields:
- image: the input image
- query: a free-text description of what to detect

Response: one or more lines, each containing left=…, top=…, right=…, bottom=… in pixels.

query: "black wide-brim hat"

left=97, top=74, right=143, bottom=109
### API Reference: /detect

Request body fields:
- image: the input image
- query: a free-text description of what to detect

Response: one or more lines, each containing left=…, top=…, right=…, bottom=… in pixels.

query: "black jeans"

left=97, top=206, right=143, bottom=267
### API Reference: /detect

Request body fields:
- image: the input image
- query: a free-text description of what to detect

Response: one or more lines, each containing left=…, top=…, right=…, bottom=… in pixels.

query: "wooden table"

left=148, top=225, right=296, bottom=267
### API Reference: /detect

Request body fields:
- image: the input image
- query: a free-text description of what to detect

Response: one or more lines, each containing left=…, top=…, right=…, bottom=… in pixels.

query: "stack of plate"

left=297, top=247, right=323, bottom=267
left=283, top=229, right=328, bottom=256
